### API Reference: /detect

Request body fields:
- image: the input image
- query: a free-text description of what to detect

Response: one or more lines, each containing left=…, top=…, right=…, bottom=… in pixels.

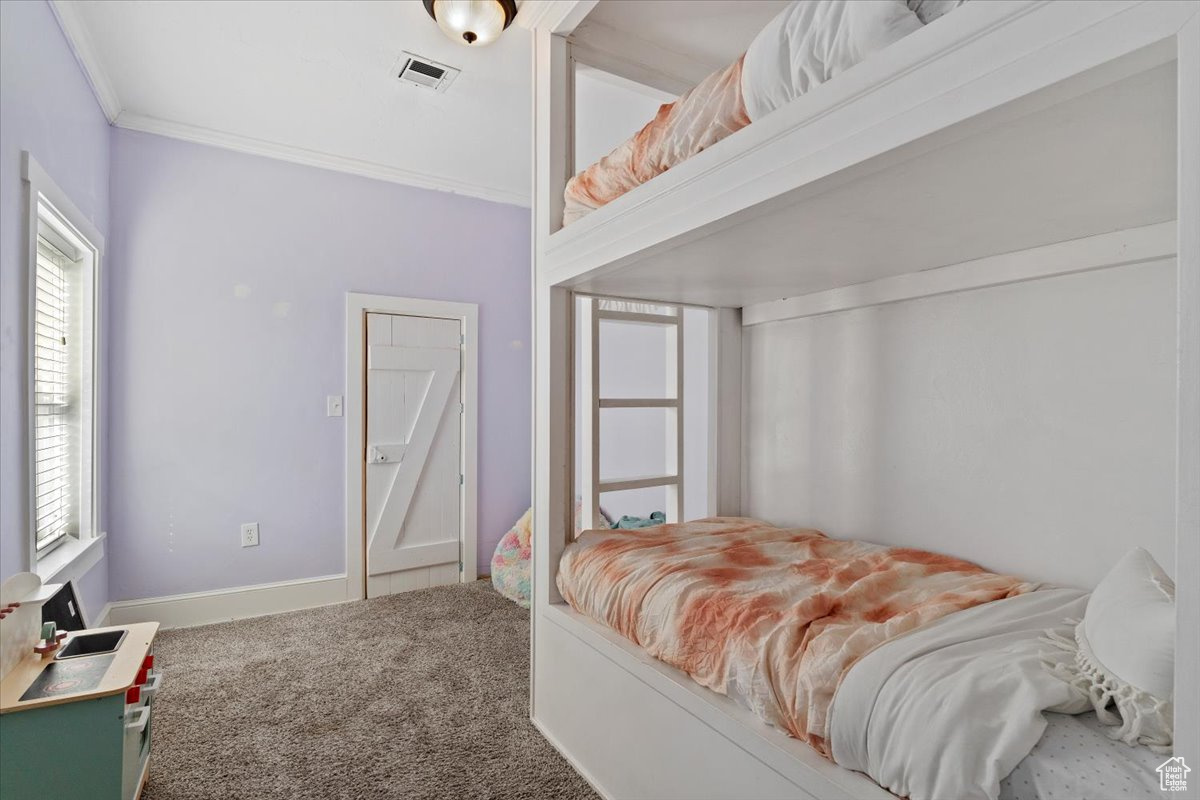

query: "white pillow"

left=1045, top=548, right=1175, bottom=751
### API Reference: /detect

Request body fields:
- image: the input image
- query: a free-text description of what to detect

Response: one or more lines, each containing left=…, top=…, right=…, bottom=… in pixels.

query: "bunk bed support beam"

left=532, top=25, right=574, bottom=610
left=1173, top=7, right=1200, bottom=782
left=577, top=297, right=600, bottom=530
left=712, top=307, right=742, bottom=517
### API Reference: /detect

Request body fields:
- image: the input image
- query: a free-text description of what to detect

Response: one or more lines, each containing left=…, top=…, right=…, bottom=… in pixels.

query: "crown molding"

left=49, top=0, right=121, bottom=123
left=114, top=112, right=531, bottom=207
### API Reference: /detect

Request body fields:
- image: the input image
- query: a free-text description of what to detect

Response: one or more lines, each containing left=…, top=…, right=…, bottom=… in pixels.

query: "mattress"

left=1000, top=712, right=1161, bottom=800
left=562, top=0, right=966, bottom=226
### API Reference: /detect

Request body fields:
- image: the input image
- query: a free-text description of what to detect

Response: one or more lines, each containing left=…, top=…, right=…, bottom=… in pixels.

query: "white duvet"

left=829, top=588, right=1093, bottom=800
left=741, top=0, right=925, bottom=121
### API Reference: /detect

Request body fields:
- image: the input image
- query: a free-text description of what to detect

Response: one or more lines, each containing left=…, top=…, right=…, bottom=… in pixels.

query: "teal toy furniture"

left=0, top=573, right=160, bottom=800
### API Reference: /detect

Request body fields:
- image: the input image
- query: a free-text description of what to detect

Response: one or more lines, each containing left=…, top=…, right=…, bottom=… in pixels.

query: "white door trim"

left=345, top=293, right=479, bottom=601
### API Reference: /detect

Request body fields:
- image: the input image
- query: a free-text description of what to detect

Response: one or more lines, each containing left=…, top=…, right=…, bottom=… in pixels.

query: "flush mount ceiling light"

left=423, top=0, right=517, bottom=47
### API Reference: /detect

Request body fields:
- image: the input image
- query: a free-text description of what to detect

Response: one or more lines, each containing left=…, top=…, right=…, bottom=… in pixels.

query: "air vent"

left=396, top=51, right=460, bottom=92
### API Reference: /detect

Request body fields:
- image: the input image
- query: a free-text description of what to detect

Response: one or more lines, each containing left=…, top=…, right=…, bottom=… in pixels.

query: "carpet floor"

left=141, top=581, right=599, bottom=800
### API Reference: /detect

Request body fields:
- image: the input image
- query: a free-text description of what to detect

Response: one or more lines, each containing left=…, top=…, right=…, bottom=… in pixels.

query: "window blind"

left=33, top=236, right=74, bottom=552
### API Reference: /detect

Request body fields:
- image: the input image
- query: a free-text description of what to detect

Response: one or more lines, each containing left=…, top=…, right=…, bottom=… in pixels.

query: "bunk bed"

left=528, top=1, right=1199, bottom=798
left=561, top=0, right=964, bottom=226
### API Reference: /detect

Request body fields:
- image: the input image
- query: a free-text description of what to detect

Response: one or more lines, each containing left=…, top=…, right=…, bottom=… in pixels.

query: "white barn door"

left=365, top=312, right=462, bottom=598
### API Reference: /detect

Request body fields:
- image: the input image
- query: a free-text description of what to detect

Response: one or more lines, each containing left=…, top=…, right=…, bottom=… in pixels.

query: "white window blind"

left=33, top=236, right=75, bottom=552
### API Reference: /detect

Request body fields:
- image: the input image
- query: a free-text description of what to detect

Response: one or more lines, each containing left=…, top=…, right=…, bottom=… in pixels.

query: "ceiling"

left=52, top=0, right=534, bottom=205
left=50, top=1, right=791, bottom=207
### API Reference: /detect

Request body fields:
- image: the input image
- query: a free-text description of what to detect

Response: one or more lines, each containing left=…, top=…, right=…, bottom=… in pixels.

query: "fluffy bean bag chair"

left=491, top=509, right=534, bottom=607
left=491, top=501, right=613, bottom=607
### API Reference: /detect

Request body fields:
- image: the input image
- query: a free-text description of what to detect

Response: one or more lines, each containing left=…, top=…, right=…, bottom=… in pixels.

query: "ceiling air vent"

left=396, top=52, right=460, bottom=92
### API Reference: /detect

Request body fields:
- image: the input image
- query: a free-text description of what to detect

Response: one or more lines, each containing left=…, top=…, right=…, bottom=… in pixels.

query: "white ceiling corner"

left=49, top=0, right=121, bottom=123
left=50, top=0, right=534, bottom=207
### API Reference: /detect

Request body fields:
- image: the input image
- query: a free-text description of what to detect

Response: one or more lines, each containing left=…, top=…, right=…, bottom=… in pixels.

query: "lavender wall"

left=0, top=0, right=111, bottom=617
left=107, top=129, right=530, bottom=600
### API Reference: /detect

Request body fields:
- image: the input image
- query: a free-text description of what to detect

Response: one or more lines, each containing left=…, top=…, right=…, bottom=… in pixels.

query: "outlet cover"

left=241, top=522, right=260, bottom=548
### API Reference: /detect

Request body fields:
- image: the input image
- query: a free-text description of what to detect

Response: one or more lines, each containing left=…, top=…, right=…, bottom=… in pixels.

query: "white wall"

left=743, top=259, right=1176, bottom=589
left=1, top=0, right=112, bottom=617
left=575, top=300, right=709, bottom=524
left=574, top=65, right=674, bottom=172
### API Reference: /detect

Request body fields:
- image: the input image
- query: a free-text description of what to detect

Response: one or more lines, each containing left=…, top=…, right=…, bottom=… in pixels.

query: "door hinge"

left=459, top=474, right=464, bottom=485
left=458, top=402, right=464, bottom=415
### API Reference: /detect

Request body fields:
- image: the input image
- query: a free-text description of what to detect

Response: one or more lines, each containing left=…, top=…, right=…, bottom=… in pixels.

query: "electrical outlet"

left=240, top=523, right=260, bottom=548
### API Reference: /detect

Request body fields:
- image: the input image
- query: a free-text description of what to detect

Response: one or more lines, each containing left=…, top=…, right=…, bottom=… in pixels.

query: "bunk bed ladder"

left=579, top=297, right=684, bottom=532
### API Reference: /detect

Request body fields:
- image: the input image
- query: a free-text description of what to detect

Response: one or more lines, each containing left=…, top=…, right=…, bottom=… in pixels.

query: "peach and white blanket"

left=562, top=0, right=927, bottom=226
left=556, top=517, right=1037, bottom=755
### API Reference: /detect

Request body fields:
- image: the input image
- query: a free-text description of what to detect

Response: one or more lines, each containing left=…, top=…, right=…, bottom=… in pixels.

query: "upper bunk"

left=532, top=0, right=1194, bottom=311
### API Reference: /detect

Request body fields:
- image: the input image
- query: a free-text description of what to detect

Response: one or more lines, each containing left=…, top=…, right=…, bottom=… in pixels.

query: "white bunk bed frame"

left=527, top=2, right=1200, bottom=798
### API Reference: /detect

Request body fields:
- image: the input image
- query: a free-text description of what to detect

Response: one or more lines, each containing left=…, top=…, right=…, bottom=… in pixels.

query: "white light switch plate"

left=241, top=522, right=260, bottom=547
left=327, top=395, right=343, bottom=417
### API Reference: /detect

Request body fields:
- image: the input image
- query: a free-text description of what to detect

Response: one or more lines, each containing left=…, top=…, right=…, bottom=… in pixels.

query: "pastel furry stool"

left=491, top=509, right=533, bottom=608
left=491, top=501, right=613, bottom=607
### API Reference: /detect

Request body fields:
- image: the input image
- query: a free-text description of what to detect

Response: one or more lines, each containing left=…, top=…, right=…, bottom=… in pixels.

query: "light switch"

left=327, top=395, right=343, bottom=417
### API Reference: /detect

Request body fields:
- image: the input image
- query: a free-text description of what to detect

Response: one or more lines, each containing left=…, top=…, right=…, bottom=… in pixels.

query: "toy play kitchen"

left=0, top=573, right=160, bottom=800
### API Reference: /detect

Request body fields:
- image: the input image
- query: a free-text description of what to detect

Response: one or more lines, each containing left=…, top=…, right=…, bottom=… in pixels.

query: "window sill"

left=36, top=532, right=106, bottom=585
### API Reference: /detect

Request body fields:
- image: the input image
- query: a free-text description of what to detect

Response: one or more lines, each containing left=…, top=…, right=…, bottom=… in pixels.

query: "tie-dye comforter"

left=562, top=55, right=750, bottom=227
left=556, top=517, right=1037, bottom=755
left=561, top=0, right=932, bottom=226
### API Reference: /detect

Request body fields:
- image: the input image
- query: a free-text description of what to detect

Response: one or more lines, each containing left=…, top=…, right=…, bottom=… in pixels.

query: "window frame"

left=22, top=152, right=105, bottom=579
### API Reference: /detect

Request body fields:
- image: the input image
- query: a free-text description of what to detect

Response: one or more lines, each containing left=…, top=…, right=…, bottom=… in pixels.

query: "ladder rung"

left=597, top=310, right=679, bottom=326
left=598, top=398, right=679, bottom=409
left=599, top=475, right=679, bottom=493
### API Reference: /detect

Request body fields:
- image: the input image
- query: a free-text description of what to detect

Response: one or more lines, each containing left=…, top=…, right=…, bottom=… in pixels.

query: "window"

left=25, top=154, right=102, bottom=569
left=33, top=233, right=77, bottom=553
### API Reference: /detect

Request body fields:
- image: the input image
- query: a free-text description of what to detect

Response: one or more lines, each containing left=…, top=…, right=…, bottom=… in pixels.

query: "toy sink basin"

left=55, top=629, right=127, bottom=659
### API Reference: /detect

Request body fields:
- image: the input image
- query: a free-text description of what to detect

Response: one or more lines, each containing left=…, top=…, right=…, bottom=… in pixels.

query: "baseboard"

left=530, top=715, right=615, bottom=800
left=106, top=574, right=350, bottom=630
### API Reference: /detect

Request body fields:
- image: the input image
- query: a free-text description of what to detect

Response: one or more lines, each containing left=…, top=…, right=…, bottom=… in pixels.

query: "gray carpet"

left=142, top=581, right=599, bottom=800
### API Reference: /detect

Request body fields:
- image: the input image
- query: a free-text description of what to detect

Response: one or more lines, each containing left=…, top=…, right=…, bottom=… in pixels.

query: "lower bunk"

left=533, top=602, right=882, bottom=800
left=533, top=517, right=1173, bottom=799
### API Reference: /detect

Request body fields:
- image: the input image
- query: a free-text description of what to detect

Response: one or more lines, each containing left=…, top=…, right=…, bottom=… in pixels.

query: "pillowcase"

left=1044, top=547, right=1175, bottom=751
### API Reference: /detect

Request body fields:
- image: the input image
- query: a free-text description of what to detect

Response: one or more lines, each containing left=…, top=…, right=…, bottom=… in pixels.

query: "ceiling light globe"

left=424, top=0, right=515, bottom=47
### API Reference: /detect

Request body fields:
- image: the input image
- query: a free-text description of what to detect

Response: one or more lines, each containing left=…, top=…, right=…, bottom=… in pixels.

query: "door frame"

left=345, top=292, right=478, bottom=601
